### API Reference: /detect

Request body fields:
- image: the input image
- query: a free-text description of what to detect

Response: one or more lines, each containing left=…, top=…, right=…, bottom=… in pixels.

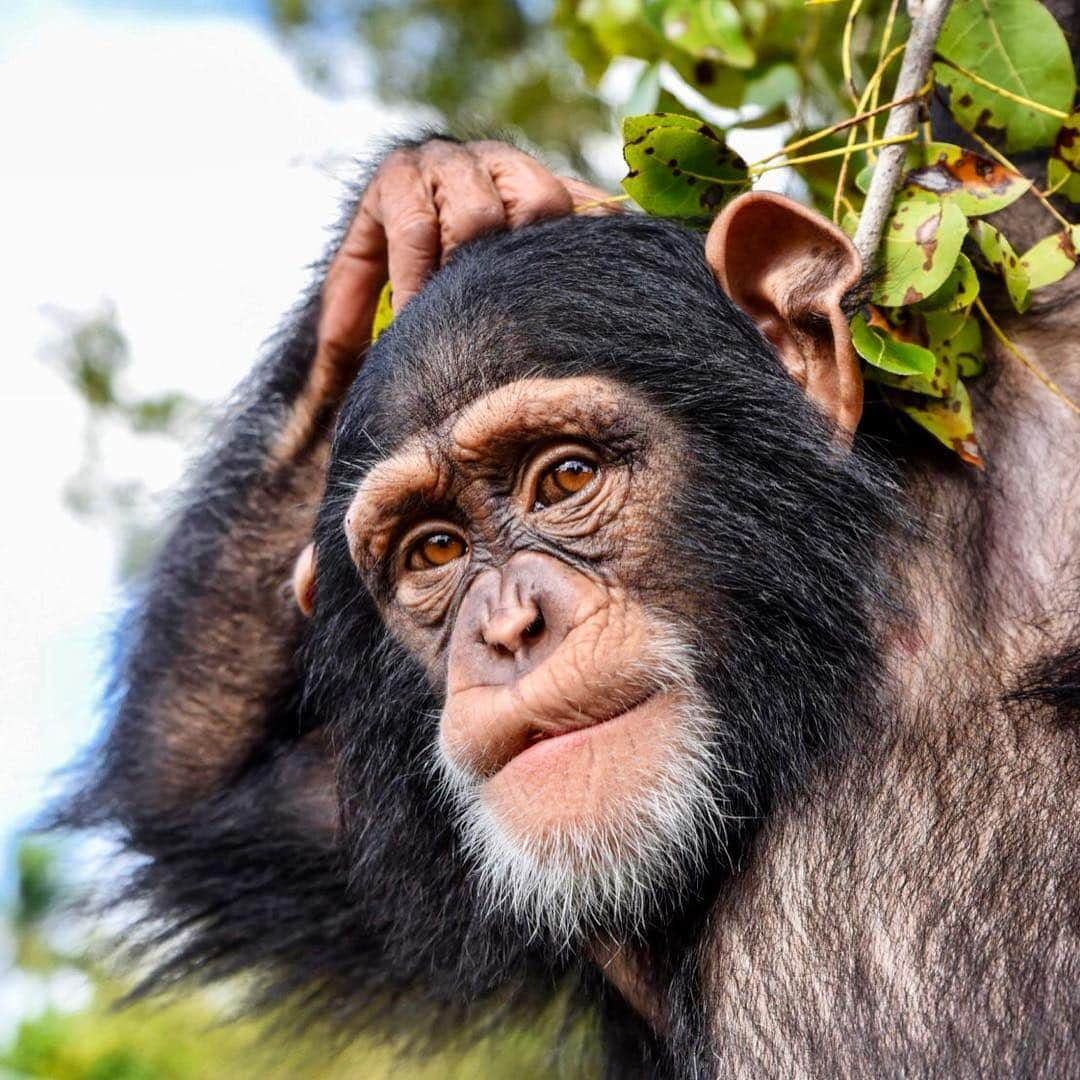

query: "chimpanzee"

left=60, top=139, right=1080, bottom=1078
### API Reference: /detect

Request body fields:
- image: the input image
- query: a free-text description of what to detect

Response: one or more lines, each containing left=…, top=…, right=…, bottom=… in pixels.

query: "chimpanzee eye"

left=534, top=457, right=598, bottom=510
left=406, top=531, right=467, bottom=571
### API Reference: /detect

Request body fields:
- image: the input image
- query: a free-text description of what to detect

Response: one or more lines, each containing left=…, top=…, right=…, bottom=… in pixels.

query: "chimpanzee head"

left=301, top=196, right=901, bottom=949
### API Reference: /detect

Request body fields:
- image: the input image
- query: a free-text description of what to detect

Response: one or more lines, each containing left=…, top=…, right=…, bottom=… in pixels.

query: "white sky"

left=0, top=1, right=426, bottom=882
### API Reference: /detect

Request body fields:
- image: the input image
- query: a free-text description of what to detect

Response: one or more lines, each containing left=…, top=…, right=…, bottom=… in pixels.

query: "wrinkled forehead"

left=352, top=374, right=643, bottom=506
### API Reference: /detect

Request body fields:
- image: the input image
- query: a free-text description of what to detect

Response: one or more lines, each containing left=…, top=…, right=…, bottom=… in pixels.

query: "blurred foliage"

left=1, top=841, right=589, bottom=1079
left=43, top=305, right=207, bottom=580
left=269, top=0, right=610, bottom=177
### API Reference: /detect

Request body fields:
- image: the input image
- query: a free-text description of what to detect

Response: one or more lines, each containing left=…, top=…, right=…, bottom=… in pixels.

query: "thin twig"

left=853, top=0, right=953, bottom=266
left=751, top=83, right=925, bottom=168
left=832, top=43, right=909, bottom=223
left=936, top=58, right=1070, bottom=120
left=842, top=0, right=865, bottom=103
left=752, top=133, right=916, bottom=176
left=975, top=296, right=1080, bottom=416
left=572, top=193, right=632, bottom=213
left=866, top=0, right=903, bottom=156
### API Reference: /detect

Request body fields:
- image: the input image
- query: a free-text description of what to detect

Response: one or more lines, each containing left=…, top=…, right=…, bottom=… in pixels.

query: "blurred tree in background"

left=269, top=0, right=610, bottom=177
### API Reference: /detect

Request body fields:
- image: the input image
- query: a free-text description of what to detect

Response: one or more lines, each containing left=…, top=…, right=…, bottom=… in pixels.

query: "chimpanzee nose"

left=448, top=551, right=597, bottom=688
left=482, top=600, right=546, bottom=657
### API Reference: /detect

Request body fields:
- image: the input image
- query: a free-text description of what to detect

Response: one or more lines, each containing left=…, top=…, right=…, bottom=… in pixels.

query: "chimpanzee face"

left=305, top=208, right=890, bottom=945
left=342, top=373, right=727, bottom=937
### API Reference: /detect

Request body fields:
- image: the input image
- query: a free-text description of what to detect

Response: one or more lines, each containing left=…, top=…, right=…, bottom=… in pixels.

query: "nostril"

left=523, top=609, right=545, bottom=640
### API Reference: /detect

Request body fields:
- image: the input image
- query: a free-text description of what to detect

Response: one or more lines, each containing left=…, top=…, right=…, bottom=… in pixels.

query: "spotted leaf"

left=622, top=113, right=751, bottom=221
left=934, top=0, right=1075, bottom=153
left=892, top=378, right=984, bottom=468
left=858, top=144, right=1030, bottom=217
left=872, top=190, right=967, bottom=307
left=1019, top=226, right=1080, bottom=290
left=970, top=220, right=1030, bottom=313
left=914, top=253, right=980, bottom=314
left=1047, top=112, right=1080, bottom=201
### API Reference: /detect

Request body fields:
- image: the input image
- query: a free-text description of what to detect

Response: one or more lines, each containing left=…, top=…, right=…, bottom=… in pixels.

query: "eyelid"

left=396, top=519, right=469, bottom=574
left=520, top=441, right=601, bottom=508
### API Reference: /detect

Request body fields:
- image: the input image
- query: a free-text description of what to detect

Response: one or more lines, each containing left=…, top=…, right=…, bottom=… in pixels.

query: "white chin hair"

left=434, top=634, right=733, bottom=946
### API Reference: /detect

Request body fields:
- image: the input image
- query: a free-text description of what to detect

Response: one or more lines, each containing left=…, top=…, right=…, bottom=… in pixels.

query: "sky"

left=0, top=0, right=426, bottom=896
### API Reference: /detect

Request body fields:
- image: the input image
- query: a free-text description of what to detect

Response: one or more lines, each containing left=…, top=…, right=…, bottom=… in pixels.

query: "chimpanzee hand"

left=314, top=139, right=616, bottom=399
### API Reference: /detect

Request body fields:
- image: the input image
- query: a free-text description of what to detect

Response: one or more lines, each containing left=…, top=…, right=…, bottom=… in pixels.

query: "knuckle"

left=395, top=210, right=438, bottom=248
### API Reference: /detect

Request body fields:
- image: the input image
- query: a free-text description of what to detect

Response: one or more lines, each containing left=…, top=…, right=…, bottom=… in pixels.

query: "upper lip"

left=444, top=672, right=662, bottom=778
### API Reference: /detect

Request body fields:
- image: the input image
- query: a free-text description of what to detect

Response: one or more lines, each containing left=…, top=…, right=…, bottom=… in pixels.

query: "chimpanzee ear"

left=293, top=542, right=317, bottom=617
left=705, top=191, right=864, bottom=438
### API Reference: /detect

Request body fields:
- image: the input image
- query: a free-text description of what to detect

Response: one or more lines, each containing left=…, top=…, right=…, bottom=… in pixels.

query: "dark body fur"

left=58, top=205, right=1079, bottom=1077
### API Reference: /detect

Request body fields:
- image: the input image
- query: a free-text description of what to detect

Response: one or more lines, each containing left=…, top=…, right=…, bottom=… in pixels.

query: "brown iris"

left=534, top=457, right=597, bottom=509
left=406, top=531, right=467, bottom=571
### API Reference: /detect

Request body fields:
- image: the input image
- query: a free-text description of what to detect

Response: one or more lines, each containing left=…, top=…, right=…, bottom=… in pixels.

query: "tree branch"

left=852, top=0, right=953, bottom=265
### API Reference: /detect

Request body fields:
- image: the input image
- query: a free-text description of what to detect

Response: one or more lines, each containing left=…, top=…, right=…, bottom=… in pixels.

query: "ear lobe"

left=293, top=543, right=317, bottom=617
left=705, top=191, right=864, bottom=438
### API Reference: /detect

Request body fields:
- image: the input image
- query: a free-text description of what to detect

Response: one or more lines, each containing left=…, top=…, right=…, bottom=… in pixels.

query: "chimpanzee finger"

left=421, top=141, right=508, bottom=263
left=560, top=176, right=625, bottom=216
left=470, top=141, right=574, bottom=228
left=312, top=199, right=387, bottom=402
left=363, top=158, right=442, bottom=314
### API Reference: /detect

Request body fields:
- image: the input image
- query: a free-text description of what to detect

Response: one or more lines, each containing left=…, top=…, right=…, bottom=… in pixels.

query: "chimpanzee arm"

left=75, top=138, right=605, bottom=834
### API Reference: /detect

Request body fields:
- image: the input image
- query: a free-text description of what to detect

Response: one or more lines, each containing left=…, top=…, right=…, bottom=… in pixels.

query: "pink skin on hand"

left=311, top=140, right=617, bottom=401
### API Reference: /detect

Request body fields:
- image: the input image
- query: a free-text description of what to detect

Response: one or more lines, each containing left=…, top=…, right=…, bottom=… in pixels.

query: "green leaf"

left=914, top=253, right=980, bottom=314
left=1019, top=226, right=1080, bottom=290
left=934, top=309, right=986, bottom=380
left=934, top=0, right=1075, bottom=153
left=903, top=142, right=1030, bottom=215
left=622, top=113, right=751, bottom=220
left=1047, top=112, right=1080, bottom=201
left=970, top=219, right=1030, bottom=312
left=872, top=190, right=967, bottom=306
left=371, top=280, right=394, bottom=343
left=744, top=63, right=800, bottom=112
left=851, top=309, right=938, bottom=376
left=857, top=143, right=1030, bottom=215
left=893, top=378, right=984, bottom=467
left=643, top=0, right=755, bottom=69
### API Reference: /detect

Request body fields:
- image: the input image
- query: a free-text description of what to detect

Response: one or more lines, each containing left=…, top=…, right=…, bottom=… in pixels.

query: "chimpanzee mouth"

left=515, top=689, right=665, bottom=757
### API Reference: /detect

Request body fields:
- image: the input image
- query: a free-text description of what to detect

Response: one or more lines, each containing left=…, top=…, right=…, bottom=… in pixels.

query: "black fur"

left=57, top=210, right=910, bottom=1077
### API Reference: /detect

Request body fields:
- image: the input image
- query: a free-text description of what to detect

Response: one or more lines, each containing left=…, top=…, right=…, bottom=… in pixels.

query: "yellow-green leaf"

left=851, top=309, right=937, bottom=377
left=914, top=253, right=980, bottom=314
left=1020, top=226, right=1080, bottom=290
left=903, top=142, right=1030, bottom=215
left=622, top=113, right=751, bottom=220
left=858, top=144, right=1030, bottom=216
left=970, top=220, right=1030, bottom=313
left=1047, top=112, right=1080, bottom=201
left=934, top=0, right=1075, bottom=153
left=894, top=378, right=984, bottom=468
left=873, top=191, right=967, bottom=307
left=371, top=280, right=394, bottom=343
left=644, top=0, right=755, bottom=69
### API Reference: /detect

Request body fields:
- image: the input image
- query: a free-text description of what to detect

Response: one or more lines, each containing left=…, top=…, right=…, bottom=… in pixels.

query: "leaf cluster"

left=560, top=0, right=1080, bottom=464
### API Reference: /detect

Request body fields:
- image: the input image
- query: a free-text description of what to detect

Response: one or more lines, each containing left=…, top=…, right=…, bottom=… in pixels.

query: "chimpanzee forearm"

left=84, top=138, right=605, bottom=835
